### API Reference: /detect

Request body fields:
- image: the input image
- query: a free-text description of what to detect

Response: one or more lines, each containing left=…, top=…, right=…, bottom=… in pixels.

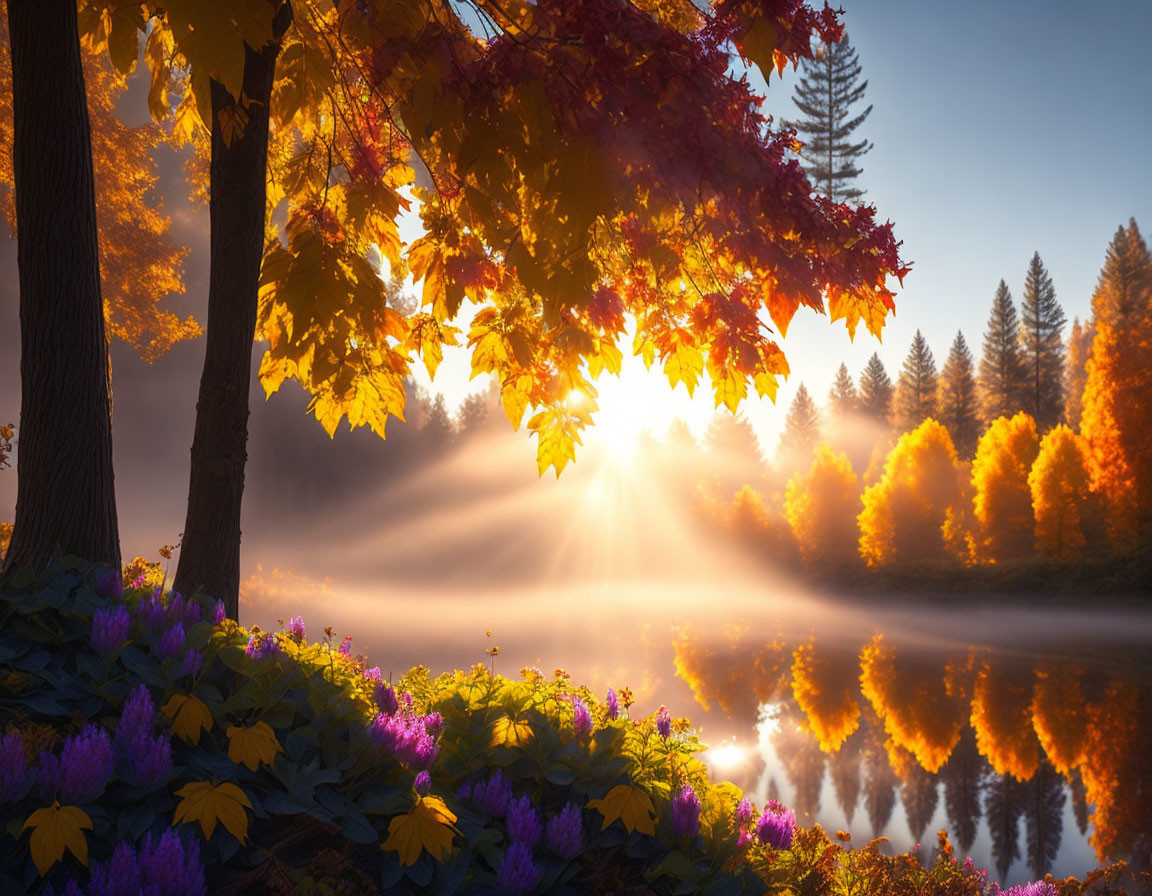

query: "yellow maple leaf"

left=586, top=784, right=656, bottom=836
left=226, top=721, right=282, bottom=771
left=381, top=795, right=458, bottom=866
left=23, top=803, right=92, bottom=875
left=490, top=715, right=534, bottom=748
left=163, top=693, right=214, bottom=745
left=173, top=780, right=252, bottom=843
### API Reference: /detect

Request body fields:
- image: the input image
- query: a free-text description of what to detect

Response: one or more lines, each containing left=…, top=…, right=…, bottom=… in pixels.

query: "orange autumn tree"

left=971, top=412, right=1040, bottom=563
left=857, top=419, right=967, bottom=566
left=784, top=443, right=860, bottom=566
left=1079, top=220, right=1152, bottom=550
left=1028, top=424, right=1096, bottom=562
left=0, top=14, right=195, bottom=361
left=72, top=0, right=906, bottom=613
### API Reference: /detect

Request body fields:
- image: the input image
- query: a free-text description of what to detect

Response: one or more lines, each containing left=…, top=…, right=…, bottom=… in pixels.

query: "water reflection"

left=675, top=630, right=1152, bottom=881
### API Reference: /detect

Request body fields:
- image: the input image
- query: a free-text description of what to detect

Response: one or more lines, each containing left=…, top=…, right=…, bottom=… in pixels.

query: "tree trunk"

left=172, top=7, right=290, bottom=618
left=0, top=0, right=119, bottom=584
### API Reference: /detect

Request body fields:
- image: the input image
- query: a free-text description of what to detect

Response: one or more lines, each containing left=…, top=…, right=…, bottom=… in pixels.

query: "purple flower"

left=496, top=841, right=539, bottom=895
left=423, top=712, right=443, bottom=738
left=656, top=705, right=671, bottom=740
left=93, top=567, right=123, bottom=600
left=88, top=842, right=140, bottom=896
left=545, top=803, right=584, bottom=860
left=456, top=781, right=472, bottom=800
left=338, top=636, right=352, bottom=656
left=363, top=666, right=382, bottom=681
left=401, top=692, right=413, bottom=708
left=287, top=616, right=306, bottom=642
left=605, top=688, right=619, bottom=721
left=506, top=793, right=542, bottom=846
left=42, top=882, right=85, bottom=896
left=128, top=571, right=147, bottom=590
left=572, top=696, right=592, bottom=741
left=368, top=712, right=439, bottom=770
left=734, top=797, right=754, bottom=827
left=375, top=683, right=399, bottom=715
left=179, top=649, right=203, bottom=678
left=1000, top=883, right=1059, bottom=896
left=137, top=590, right=166, bottom=632
left=92, top=605, right=131, bottom=653
left=756, top=799, right=796, bottom=850
left=40, top=724, right=114, bottom=804
left=116, top=684, right=156, bottom=748
left=0, top=730, right=28, bottom=802
left=115, top=685, right=172, bottom=790
left=90, top=831, right=206, bottom=896
left=156, top=622, right=186, bottom=659
left=672, top=785, right=701, bottom=837
left=210, top=600, right=227, bottom=625
left=245, top=632, right=280, bottom=660
left=414, top=770, right=431, bottom=796
left=469, top=771, right=512, bottom=817
left=165, top=593, right=200, bottom=628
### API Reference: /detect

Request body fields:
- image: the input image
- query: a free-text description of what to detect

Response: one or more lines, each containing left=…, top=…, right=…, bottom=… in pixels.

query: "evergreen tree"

left=894, top=330, right=938, bottom=431
left=1018, top=253, right=1066, bottom=430
left=1063, top=316, right=1094, bottom=430
left=858, top=353, right=893, bottom=424
left=827, top=362, right=858, bottom=415
left=782, top=32, right=873, bottom=203
left=779, top=383, right=821, bottom=460
left=938, top=331, right=980, bottom=457
left=979, top=280, right=1028, bottom=423
left=421, top=392, right=455, bottom=451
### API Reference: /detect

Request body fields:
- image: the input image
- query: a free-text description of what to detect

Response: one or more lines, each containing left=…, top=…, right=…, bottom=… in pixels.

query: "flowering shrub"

left=0, top=562, right=1138, bottom=895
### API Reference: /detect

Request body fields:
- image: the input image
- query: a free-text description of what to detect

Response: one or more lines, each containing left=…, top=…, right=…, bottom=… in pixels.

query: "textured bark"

left=172, top=7, right=290, bottom=619
left=0, top=0, right=119, bottom=584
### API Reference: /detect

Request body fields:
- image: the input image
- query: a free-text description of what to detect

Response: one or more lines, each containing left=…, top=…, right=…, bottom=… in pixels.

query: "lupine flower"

left=116, top=684, right=156, bottom=748
left=605, top=688, right=619, bottom=721
left=156, top=622, right=186, bottom=659
left=92, top=605, right=131, bottom=653
left=41, top=882, right=84, bottom=896
left=545, top=803, right=584, bottom=860
left=469, top=770, right=512, bottom=816
left=1000, top=883, right=1059, bottom=896
left=656, top=705, right=671, bottom=740
left=496, top=841, right=539, bottom=895
left=368, top=712, right=440, bottom=769
left=735, top=797, right=754, bottom=827
left=179, top=649, right=203, bottom=678
left=40, top=724, right=114, bottom=804
left=756, top=799, right=796, bottom=850
left=338, top=636, right=352, bottom=656
left=672, top=785, right=701, bottom=837
left=286, top=616, right=306, bottom=642
left=414, top=771, right=431, bottom=796
left=93, top=567, right=123, bottom=600
left=572, top=696, right=592, bottom=741
left=245, top=631, right=280, bottom=659
left=363, top=666, right=382, bottom=681
left=89, top=831, right=206, bottom=896
left=0, top=730, right=28, bottom=802
left=375, top=682, right=399, bottom=715
left=88, top=841, right=140, bottom=896
left=736, top=828, right=753, bottom=848
left=166, top=593, right=201, bottom=628
left=423, top=712, right=443, bottom=738
left=115, top=685, right=172, bottom=790
left=128, top=571, right=148, bottom=590
left=506, top=793, right=543, bottom=846
left=210, top=600, right=227, bottom=625
left=456, top=781, right=472, bottom=800
left=401, top=692, right=413, bottom=708
left=137, top=590, right=166, bottom=632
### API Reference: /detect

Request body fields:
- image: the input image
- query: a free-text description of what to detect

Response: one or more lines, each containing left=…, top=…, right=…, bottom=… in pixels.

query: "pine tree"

left=938, top=331, right=980, bottom=458
left=1063, top=317, right=1094, bottom=430
left=979, top=280, right=1028, bottom=423
left=780, top=383, right=821, bottom=459
left=827, top=362, right=858, bottom=415
left=1018, top=253, right=1066, bottom=430
left=782, top=32, right=873, bottom=203
left=858, top=353, right=893, bottom=424
left=894, top=330, right=938, bottom=432
left=1079, top=219, right=1152, bottom=544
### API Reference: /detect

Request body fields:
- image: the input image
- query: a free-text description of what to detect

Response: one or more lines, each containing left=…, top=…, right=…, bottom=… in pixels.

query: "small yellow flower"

left=586, top=784, right=656, bottom=836
left=226, top=721, right=281, bottom=771
left=381, top=795, right=458, bottom=866
left=163, top=693, right=213, bottom=745
left=23, top=802, right=92, bottom=875
left=173, top=780, right=252, bottom=842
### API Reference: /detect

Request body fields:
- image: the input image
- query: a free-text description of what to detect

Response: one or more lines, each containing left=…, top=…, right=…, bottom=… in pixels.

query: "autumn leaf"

left=490, top=715, right=534, bottom=748
left=226, top=721, right=281, bottom=771
left=381, top=795, right=458, bottom=866
left=173, top=780, right=252, bottom=842
left=586, top=784, right=656, bottom=836
left=163, top=693, right=214, bottom=745
left=23, top=803, right=92, bottom=875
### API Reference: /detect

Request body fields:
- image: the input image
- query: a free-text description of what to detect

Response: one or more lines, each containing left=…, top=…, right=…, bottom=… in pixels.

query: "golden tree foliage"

left=1028, top=424, right=1095, bottom=562
left=0, top=15, right=196, bottom=362
left=77, top=0, right=905, bottom=474
left=971, top=412, right=1040, bottom=563
left=969, top=657, right=1041, bottom=782
left=671, top=624, right=788, bottom=722
left=1030, top=662, right=1089, bottom=775
left=1079, top=220, right=1152, bottom=546
left=790, top=640, right=860, bottom=752
left=784, top=444, right=860, bottom=567
left=857, top=419, right=967, bottom=566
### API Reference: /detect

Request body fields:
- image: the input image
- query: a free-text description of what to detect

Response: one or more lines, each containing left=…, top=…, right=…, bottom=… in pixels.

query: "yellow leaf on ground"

left=226, top=721, right=281, bottom=771
left=381, top=795, right=458, bottom=866
left=163, top=693, right=214, bottom=745
left=586, top=783, right=656, bottom=836
left=23, top=803, right=92, bottom=875
left=173, top=780, right=252, bottom=843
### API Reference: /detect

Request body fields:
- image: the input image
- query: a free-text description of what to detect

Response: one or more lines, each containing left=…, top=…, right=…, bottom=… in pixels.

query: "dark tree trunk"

left=0, top=0, right=119, bottom=584
left=172, top=6, right=290, bottom=619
